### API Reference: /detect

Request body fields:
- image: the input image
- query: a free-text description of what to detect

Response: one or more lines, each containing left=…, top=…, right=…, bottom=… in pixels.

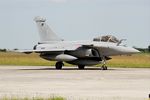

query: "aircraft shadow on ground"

left=19, top=67, right=115, bottom=71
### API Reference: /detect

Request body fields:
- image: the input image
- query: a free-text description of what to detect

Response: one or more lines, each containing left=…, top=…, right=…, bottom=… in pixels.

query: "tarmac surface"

left=0, top=66, right=150, bottom=100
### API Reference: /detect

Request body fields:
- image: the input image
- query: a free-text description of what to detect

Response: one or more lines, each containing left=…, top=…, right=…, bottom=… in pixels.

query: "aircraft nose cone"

left=132, top=48, right=140, bottom=53
left=126, top=47, right=140, bottom=54
left=114, top=46, right=140, bottom=55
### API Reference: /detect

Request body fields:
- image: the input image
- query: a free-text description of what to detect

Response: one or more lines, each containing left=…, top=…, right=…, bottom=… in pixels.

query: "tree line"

left=135, top=45, right=150, bottom=53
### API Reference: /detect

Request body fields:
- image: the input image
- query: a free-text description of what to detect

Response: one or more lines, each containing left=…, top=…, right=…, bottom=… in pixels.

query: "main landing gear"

left=55, top=62, right=85, bottom=70
left=78, top=65, right=85, bottom=70
left=55, top=61, right=64, bottom=69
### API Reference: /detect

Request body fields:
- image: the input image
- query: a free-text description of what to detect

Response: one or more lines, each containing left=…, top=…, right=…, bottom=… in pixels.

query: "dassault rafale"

left=18, top=16, right=139, bottom=70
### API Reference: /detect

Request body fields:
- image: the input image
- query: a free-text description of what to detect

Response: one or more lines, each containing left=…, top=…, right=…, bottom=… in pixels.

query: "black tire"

left=78, top=65, right=85, bottom=69
left=105, top=66, right=107, bottom=70
left=55, top=62, right=63, bottom=69
left=101, top=65, right=107, bottom=70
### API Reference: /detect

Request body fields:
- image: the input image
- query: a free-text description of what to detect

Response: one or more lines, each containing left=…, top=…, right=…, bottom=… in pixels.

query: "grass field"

left=0, top=52, right=150, bottom=68
left=107, top=53, right=150, bottom=68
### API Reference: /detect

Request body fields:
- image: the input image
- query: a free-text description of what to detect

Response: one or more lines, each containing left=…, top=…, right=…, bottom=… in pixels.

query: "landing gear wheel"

left=101, top=56, right=108, bottom=70
left=55, top=62, right=63, bottom=69
left=101, top=65, right=107, bottom=70
left=78, top=65, right=85, bottom=70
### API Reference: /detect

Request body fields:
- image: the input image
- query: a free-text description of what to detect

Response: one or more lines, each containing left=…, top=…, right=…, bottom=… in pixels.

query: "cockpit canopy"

left=93, top=35, right=119, bottom=43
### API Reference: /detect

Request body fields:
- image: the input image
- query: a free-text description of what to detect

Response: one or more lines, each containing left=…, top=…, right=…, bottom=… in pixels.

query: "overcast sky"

left=0, top=0, right=150, bottom=49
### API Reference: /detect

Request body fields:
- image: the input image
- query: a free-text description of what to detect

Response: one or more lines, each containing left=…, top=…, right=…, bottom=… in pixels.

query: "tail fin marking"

left=34, top=16, right=63, bottom=42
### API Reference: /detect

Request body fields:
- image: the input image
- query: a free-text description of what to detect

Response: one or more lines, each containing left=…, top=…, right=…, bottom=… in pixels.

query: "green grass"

left=0, top=52, right=53, bottom=66
left=107, top=53, right=150, bottom=68
left=0, top=52, right=72, bottom=66
left=0, top=96, right=65, bottom=100
left=0, top=52, right=150, bottom=68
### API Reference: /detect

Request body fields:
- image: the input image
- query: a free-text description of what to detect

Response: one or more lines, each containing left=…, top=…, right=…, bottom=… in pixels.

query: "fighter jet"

left=19, top=16, right=140, bottom=70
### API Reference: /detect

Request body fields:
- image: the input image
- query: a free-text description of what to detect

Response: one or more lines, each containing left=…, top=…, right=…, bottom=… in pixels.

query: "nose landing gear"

left=101, top=65, right=108, bottom=70
left=101, top=57, right=108, bottom=70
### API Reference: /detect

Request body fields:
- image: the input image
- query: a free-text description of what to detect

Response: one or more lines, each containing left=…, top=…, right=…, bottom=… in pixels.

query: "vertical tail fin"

left=34, top=16, right=63, bottom=42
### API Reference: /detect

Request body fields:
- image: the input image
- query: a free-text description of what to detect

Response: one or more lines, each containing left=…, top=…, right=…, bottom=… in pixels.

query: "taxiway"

left=0, top=66, right=150, bottom=100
